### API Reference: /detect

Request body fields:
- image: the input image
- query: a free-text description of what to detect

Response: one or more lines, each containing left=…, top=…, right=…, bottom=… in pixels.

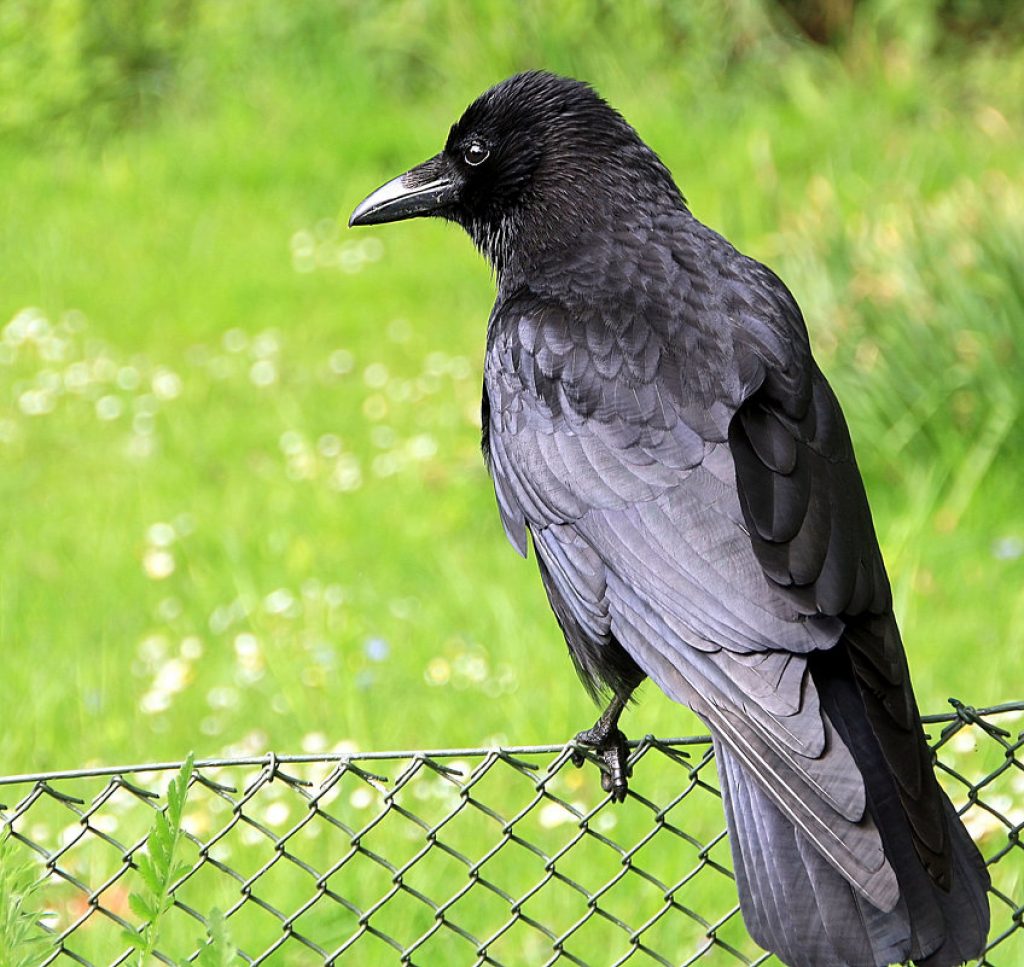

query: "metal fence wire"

left=0, top=699, right=1021, bottom=967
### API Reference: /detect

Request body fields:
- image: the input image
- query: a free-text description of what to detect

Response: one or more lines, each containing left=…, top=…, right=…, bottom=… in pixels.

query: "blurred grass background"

left=1, top=0, right=1023, bottom=779
left=2, top=1, right=1024, bottom=962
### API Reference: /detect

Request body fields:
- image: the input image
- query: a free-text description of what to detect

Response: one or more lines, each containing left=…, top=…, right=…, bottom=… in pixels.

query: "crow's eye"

left=464, top=142, right=489, bottom=166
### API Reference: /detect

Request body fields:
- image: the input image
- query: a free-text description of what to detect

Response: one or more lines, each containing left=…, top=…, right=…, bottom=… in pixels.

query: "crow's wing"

left=728, top=333, right=950, bottom=887
left=483, top=261, right=938, bottom=904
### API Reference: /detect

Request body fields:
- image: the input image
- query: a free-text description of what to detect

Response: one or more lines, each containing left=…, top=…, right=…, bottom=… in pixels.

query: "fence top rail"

left=1, top=698, right=1019, bottom=788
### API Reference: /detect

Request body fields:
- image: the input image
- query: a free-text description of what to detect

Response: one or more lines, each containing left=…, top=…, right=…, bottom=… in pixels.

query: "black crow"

left=349, top=72, right=990, bottom=966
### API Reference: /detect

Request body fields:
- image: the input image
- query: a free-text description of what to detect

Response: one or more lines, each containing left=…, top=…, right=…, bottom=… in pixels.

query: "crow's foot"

left=571, top=722, right=632, bottom=803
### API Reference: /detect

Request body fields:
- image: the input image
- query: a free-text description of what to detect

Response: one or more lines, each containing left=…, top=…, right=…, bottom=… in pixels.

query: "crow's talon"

left=573, top=724, right=632, bottom=802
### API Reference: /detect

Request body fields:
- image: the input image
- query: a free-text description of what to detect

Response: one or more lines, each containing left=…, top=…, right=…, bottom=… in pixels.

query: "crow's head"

left=349, top=72, right=683, bottom=274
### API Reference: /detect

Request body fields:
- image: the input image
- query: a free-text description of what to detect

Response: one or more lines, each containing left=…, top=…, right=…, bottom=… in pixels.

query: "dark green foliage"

left=5, top=0, right=1021, bottom=143
left=0, top=0, right=195, bottom=140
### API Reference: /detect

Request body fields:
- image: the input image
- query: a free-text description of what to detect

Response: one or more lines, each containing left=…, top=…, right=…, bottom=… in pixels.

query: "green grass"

left=0, top=1, right=1022, bottom=961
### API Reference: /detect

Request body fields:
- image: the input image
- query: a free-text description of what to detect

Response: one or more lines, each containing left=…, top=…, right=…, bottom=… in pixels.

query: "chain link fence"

left=1, top=699, right=1021, bottom=966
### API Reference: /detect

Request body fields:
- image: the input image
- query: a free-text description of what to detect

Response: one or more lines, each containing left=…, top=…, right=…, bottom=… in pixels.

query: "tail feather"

left=715, top=672, right=990, bottom=967
left=719, top=741, right=846, bottom=965
left=916, top=797, right=991, bottom=966
left=794, top=829, right=913, bottom=966
left=814, top=650, right=990, bottom=964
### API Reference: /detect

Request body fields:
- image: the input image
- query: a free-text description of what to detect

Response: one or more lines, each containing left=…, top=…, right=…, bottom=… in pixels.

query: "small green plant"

left=190, top=908, right=239, bottom=967
left=125, top=752, right=195, bottom=963
left=0, top=830, right=49, bottom=967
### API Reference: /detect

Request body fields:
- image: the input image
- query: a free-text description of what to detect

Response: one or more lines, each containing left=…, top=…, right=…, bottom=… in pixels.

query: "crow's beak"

left=349, top=154, right=459, bottom=228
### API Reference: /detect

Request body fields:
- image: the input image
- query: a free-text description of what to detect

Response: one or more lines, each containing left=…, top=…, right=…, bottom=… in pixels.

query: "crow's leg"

left=571, top=693, right=632, bottom=802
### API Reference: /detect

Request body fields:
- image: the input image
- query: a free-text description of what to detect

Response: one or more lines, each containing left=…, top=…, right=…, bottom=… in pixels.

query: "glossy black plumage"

left=350, top=71, right=990, bottom=967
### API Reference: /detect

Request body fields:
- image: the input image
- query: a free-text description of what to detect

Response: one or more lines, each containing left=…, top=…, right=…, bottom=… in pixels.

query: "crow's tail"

left=716, top=678, right=990, bottom=967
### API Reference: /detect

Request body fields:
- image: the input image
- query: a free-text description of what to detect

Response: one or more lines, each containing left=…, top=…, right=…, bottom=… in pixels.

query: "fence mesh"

left=0, top=699, right=1021, bottom=966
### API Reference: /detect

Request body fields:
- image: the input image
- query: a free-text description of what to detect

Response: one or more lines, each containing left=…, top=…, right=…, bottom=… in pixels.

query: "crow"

left=349, top=72, right=990, bottom=966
